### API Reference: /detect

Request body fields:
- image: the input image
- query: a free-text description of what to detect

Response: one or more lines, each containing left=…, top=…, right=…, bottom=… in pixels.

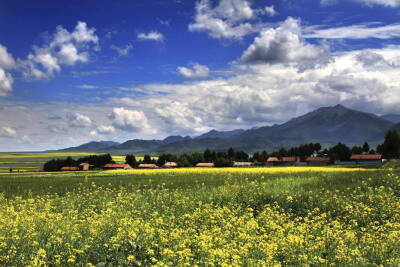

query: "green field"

left=0, top=153, right=159, bottom=173
left=0, top=165, right=399, bottom=265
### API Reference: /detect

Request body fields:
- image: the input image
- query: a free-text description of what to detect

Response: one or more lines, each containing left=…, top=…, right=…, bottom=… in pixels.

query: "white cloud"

left=109, top=107, right=152, bottom=132
left=0, top=44, right=16, bottom=96
left=321, top=0, right=400, bottom=6
left=188, top=0, right=262, bottom=39
left=359, top=0, right=400, bottom=6
left=97, top=125, right=115, bottom=134
left=355, top=50, right=392, bottom=67
left=177, top=63, right=210, bottom=78
left=0, top=45, right=16, bottom=69
left=58, top=43, right=88, bottom=65
left=0, top=69, right=13, bottom=96
left=90, top=130, right=98, bottom=136
left=21, top=21, right=98, bottom=80
left=304, top=23, right=400, bottom=39
left=137, top=31, right=164, bottom=42
left=69, top=113, right=92, bottom=128
left=110, top=44, right=133, bottom=56
left=0, top=127, right=16, bottom=138
left=264, top=5, right=277, bottom=17
left=242, top=17, right=329, bottom=67
left=76, top=84, right=98, bottom=89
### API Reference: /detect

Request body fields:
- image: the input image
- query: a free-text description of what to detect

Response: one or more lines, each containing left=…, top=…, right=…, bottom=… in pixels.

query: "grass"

left=0, top=164, right=399, bottom=265
left=0, top=153, right=158, bottom=172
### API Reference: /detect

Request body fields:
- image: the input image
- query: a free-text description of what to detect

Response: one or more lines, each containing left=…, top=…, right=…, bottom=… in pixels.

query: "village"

left=58, top=153, right=383, bottom=172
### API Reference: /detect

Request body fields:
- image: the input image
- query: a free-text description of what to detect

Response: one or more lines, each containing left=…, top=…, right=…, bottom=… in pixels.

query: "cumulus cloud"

left=137, top=31, right=164, bottom=42
left=304, top=23, right=400, bottom=39
left=242, top=17, right=329, bottom=67
left=355, top=50, right=393, bottom=67
left=21, top=21, right=99, bottom=80
left=0, top=45, right=15, bottom=69
left=0, top=44, right=15, bottom=96
left=264, top=5, right=277, bottom=17
left=177, top=63, right=210, bottom=78
left=69, top=113, right=92, bottom=128
left=109, top=107, right=151, bottom=132
left=110, top=44, right=133, bottom=56
left=0, top=69, right=13, bottom=96
left=97, top=125, right=115, bottom=134
left=188, top=0, right=263, bottom=39
left=0, top=127, right=17, bottom=138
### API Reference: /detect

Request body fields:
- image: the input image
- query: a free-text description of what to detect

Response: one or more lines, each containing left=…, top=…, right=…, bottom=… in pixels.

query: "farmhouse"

left=162, top=162, right=178, bottom=168
left=103, top=163, right=133, bottom=170
left=60, top=166, right=79, bottom=171
left=350, top=154, right=382, bottom=164
left=233, top=162, right=253, bottom=167
left=138, top=163, right=159, bottom=169
left=267, top=157, right=300, bottom=166
left=79, top=162, right=92, bottom=171
left=266, top=157, right=280, bottom=166
left=196, top=162, right=215, bottom=168
left=306, top=157, right=330, bottom=166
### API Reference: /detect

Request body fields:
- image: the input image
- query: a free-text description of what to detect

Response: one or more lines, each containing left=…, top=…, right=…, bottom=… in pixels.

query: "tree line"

left=126, top=129, right=400, bottom=166
left=43, top=154, right=113, bottom=172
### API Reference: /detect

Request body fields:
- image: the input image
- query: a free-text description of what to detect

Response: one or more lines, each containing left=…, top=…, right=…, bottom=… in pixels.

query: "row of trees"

left=43, top=154, right=113, bottom=172
left=126, top=147, right=251, bottom=168
left=125, top=129, right=400, bottom=168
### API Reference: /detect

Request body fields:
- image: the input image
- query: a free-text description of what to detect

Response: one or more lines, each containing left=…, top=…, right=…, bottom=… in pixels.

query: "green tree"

left=362, top=142, right=370, bottom=153
left=381, top=129, right=400, bottom=159
left=125, top=154, right=137, bottom=167
left=143, top=154, right=152, bottom=163
left=329, top=142, right=351, bottom=161
left=351, top=146, right=363, bottom=154
left=227, top=147, right=235, bottom=159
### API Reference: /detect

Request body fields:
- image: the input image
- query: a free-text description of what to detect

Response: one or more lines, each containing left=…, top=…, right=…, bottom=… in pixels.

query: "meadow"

left=0, top=166, right=399, bottom=266
left=0, top=153, right=153, bottom=173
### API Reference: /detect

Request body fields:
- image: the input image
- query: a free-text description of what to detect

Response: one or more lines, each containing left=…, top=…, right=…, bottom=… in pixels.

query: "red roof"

left=103, top=164, right=132, bottom=169
left=61, top=166, right=79, bottom=171
left=267, top=157, right=280, bottom=162
left=138, top=164, right=158, bottom=168
left=281, top=157, right=298, bottom=162
left=306, top=157, right=330, bottom=162
left=350, top=154, right=382, bottom=160
left=196, top=163, right=214, bottom=167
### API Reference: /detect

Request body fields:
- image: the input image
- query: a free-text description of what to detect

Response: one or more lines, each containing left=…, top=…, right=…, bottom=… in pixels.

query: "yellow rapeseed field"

left=0, top=166, right=399, bottom=266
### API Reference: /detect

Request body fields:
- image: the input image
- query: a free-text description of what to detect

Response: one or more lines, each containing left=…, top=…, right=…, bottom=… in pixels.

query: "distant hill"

left=233, top=104, right=393, bottom=147
left=55, top=104, right=397, bottom=154
left=58, top=141, right=120, bottom=152
left=381, top=114, right=400, bottom=123
left=195, top=129, right=244, bottom=140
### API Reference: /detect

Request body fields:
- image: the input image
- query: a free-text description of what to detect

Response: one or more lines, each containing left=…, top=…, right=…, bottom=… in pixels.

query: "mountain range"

left=56, top=104, right=400, bottom=154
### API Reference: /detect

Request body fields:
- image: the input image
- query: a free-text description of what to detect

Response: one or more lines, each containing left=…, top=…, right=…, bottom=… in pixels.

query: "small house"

left=162, top=162, right=178, bottom=168
left=306, top=157, right=330, bottom=166
left=79, top=163, right=92, bottom=171
left=350, top=154, right=382, bottom=164
left=60, top=166, right=79, bottom=171
left=266, top=157, right=280, bottom=166
left=196, top=162, right=214, bottom=168
left=103, top=163, right=133, bottom=170
left=138, top=163, right=159, bottom=169
left=233, top=162, right=253, bottom=167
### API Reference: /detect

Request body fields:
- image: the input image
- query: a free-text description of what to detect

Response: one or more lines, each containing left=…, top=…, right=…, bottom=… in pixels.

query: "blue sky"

left=1, top=0, right=400, bottom=151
